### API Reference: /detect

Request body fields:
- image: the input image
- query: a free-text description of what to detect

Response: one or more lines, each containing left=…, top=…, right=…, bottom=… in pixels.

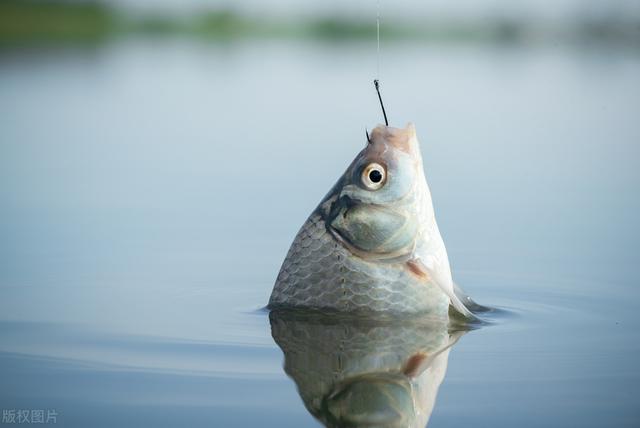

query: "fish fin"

left=403, top=331, right=466, bottom=379
left=403, top=352, right=430, bottom=378
left=406, top=258, right=477, bottom=320
left=406, top=259, right=430, bottom=280
left=453, top=281, right=492, bottom=313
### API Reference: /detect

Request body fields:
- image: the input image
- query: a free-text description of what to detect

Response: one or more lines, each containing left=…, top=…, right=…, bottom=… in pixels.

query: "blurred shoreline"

left=0, top=0, right=639, bottom=50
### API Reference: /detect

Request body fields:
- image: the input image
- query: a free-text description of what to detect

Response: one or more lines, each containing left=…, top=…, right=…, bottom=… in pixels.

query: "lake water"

left=1, top=40, right=639, bottom=427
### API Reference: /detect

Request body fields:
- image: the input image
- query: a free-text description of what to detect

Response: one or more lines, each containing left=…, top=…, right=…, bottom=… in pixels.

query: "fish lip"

left=369, top=123, right=420, bottom=156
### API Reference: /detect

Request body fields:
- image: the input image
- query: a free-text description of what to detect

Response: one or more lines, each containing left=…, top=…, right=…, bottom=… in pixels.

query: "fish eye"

left=362, top=163, right=386, bottom=190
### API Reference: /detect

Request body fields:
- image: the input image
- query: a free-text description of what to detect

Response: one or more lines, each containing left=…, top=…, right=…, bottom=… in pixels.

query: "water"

left=1, top=40, right=639, bottom=427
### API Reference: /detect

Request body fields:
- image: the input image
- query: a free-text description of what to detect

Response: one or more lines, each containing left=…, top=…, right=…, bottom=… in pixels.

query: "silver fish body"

left=269, top=124, right=472, bottom=318
left=269, top=213, right=449, bottom=314
left=270, top=310, right=463, bottom=428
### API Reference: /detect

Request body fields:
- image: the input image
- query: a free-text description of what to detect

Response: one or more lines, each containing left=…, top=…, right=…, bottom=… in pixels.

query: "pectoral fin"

left=403, top=352, right=430, bottom=378
left=405, top=258, right=477, bottom=320
left=453, top=281, right=492, bottom=313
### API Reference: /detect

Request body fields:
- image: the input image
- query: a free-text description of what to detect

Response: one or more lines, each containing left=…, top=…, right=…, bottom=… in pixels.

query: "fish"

left=270, top=309, right=464, bottom=428
left=269, top=123, right=476, bottom=318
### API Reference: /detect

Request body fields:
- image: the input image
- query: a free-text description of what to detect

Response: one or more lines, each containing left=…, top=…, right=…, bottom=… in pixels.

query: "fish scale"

left=269, top=212, right=449, bottom=314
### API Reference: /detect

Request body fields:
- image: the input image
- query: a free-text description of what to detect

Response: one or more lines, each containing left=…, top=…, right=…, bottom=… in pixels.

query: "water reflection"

left=270, top=310, right=467, bottom=428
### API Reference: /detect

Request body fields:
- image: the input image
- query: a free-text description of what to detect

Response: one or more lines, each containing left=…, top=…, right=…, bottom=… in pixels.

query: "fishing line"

left=374, top=0, right=389, bottom=126
left=376, top=0, right=380, bottom=81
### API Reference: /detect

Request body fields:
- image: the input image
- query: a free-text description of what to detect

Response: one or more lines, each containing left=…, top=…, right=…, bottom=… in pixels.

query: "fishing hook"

left=374, top=79, right=389, bottom=126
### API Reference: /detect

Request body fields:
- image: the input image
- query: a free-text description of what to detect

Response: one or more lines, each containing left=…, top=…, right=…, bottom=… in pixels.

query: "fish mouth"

left=369, top=123, right=420, bottom=157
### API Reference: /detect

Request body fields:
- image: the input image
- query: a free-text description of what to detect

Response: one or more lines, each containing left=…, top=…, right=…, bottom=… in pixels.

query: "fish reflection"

left=270, top=310, right=467, bottom=428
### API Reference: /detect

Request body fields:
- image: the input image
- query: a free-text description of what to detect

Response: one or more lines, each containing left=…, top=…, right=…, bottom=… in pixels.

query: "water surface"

left=1, top=41, right=639, bottom=427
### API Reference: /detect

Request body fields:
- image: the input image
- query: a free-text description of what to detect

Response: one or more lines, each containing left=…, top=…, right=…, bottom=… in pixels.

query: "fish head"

left=324, top=373, right=415, bottom=428
left=321, top=123, right=432, bottom=261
